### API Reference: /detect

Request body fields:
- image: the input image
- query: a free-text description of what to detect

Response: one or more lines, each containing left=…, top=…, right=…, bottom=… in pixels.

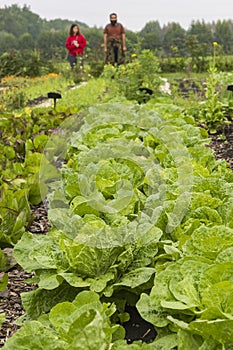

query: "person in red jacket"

left=66, top=24, right=87, bottom=69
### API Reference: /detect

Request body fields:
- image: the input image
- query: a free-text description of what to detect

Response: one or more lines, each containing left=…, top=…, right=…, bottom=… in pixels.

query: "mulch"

left=0, top=201, right=49, bottom=346
left=0, top=269, right=35, bottom=346
left=0, top=122, right=232, bottom=347
left=208, top=123, right=233, bottom=170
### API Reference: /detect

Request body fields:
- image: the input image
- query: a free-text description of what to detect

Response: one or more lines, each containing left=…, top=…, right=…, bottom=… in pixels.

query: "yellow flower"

left=131, top=53, right=137, bottom=58
left=13, top=112, right=22, bottom=118
left=24, top=107, right=31, bottom=115
left=213, top=41, right=218, bottom=47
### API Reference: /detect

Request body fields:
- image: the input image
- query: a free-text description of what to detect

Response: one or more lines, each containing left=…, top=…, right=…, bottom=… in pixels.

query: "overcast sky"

left=0, top=0, right=232, bottom=31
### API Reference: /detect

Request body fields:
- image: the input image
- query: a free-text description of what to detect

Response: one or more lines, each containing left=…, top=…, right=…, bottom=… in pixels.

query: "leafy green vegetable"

left=3, top=291, right=123, bottom=350
left=3, top=86, right=233, bottom=350
left=0, top=189, right=31, bottom=246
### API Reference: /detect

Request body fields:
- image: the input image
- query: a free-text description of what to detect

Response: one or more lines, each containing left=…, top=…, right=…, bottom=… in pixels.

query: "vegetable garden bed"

left=0, top=121, right=232, bottom=348
left=1, top=55, right=233, bottom=348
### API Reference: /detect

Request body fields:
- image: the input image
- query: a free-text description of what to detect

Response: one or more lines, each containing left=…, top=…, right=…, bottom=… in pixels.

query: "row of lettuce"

left=0, top=78, right=109, bottom=328
left=1, top=92, right=232, bottom=349
left=1, top=55, right=233, bottom=348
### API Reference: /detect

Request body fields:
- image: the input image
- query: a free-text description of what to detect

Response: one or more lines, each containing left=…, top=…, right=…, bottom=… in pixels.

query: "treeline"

left=1, top=4, right=233, bottom=75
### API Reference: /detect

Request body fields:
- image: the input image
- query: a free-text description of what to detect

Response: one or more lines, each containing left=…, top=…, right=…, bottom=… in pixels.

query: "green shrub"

left=0, top=50, right=57, bottom=78
left=103, top=50, right=161, bottom=102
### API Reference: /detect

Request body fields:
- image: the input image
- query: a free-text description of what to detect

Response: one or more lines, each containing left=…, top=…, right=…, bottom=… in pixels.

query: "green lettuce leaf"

left=4, top=291, right=123, bottom=350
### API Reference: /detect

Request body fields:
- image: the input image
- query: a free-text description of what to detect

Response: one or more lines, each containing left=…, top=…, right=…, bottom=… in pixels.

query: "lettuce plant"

left=6, top=100, right=233, bottom=349
left=3, top=291, right=123, bottom=350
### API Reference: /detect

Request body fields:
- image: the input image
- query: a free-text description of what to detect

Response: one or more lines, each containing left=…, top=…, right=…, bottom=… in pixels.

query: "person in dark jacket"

left=103, top=13, right=126, bottom=65
left=66, top=24, right=86, bottom=68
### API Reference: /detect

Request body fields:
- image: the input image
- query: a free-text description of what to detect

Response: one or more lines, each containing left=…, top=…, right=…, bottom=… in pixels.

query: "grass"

left=0, top=60, right=108, bottom=111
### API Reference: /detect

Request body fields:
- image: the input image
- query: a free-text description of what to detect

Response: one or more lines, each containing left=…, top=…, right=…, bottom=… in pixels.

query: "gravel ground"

left=0, top=122, right=232, bottom=347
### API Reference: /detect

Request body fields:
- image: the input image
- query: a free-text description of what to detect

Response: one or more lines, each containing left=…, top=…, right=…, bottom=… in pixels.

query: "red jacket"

left=66, top=33, right=86, bottom=56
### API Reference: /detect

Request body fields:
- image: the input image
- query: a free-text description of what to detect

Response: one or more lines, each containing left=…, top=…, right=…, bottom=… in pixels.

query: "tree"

left=125, top=30, right=140, bottom=55
left=82, top=26, right=104, bottom=64
left=0, top=5, right=42, bottom=40
left=187, top=20, right=213, bottom=55
left=83, top=27, right=103, bottom=51
left=21, top=5, right=42, bottom=40
left=162, top=22, right=186, bottom=56
left=138, top=21, right=162, bottom=53
left=214, top=20, right=233, bottom=54
left=185, top=34, right=209, bottom=72
left=42, top=18, right=88, bottom=32
left=18, top=33, right=34, bottom=50
left=36, top=31, right=54, bottom=59
left=37, top=30, right=67, bottom=59
left=139, top=20, right=161, bottom=36
left=0, top=31, right=18, bottom=55
left=140, top=33, right=160, bottom=51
